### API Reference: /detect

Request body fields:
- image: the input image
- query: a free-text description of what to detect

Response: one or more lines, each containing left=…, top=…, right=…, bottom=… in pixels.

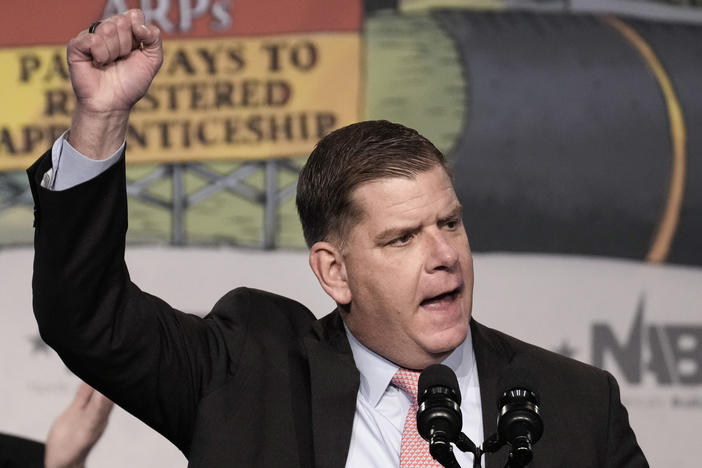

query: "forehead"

left=349, top=166, right=458, bottom=227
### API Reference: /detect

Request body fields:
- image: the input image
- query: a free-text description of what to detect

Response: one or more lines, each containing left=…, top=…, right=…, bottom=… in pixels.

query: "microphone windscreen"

left=418, top=364, right=461, bottom=404
left=496, top=359, right=544, bottom=446
left=497, top=361, right=539, bottom=405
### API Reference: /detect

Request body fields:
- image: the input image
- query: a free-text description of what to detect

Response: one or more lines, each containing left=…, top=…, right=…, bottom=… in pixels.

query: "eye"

left=389, top=232, right=415, bottom=246
left=443, top=217, right=461, bottom=230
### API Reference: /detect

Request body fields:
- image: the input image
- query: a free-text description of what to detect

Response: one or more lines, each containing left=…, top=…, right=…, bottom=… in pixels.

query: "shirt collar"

left=345, top=324, right=476, bottom=407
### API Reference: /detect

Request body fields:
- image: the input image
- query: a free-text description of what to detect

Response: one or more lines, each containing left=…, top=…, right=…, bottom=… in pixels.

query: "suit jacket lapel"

left=304, top=309, right=359, bottom=468
left=471, top=319, right=514, bottom=468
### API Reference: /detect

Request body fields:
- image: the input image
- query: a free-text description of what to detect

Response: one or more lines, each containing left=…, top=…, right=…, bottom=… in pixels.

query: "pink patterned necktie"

left=391, top=368, right=443, bottom=467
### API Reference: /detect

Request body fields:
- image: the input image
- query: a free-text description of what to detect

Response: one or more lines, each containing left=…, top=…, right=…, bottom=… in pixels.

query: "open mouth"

left=420, top=285, right=463, bottom=307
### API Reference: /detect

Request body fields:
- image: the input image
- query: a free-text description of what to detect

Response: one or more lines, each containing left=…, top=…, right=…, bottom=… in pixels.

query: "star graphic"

left=29, top=334, right=50, bottom=354
left=554, top=340, right=577, bottom=359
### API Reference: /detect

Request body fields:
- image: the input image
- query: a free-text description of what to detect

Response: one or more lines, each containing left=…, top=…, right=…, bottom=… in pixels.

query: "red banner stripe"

left=0, top=0, right=362, bottom=47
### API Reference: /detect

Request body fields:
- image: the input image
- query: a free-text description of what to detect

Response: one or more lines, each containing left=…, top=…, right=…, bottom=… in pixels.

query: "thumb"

left=130, top=22, right=163, bottom=73
left=125, top=8, right=162, bottom=55
left=133, top=23, right=162, bottom=51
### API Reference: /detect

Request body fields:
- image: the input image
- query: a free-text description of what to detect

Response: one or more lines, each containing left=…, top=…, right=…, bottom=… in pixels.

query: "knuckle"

left=126, top=8, right=145, bottom=21
left=82, top=34, right=99, bottom=52
left=115, top=15, right=130, bottom=29
left=100, top=21, right=118, bottom=35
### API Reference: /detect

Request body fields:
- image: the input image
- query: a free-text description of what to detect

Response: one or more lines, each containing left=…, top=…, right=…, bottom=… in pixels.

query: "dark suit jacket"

left=28, top=150, right=647, bottom=467
left=0, top=433, right=44, bottom=468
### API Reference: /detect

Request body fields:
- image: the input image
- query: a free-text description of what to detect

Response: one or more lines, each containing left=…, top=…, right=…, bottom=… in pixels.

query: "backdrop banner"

left=1, top=1, right=700, bottom=467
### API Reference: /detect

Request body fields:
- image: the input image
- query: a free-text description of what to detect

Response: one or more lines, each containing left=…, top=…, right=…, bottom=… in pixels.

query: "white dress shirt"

left=345, top=326, right=484, bottom=467
left=41, top=133, right=124, bottom=190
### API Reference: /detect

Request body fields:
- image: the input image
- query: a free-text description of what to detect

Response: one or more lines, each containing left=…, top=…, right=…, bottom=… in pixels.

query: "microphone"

left=496, top=369, right=543, bottom=467
left=417, top=364, right=463, bottom=467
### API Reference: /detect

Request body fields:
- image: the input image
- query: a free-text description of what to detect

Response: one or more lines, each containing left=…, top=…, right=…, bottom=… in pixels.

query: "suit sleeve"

left=27, top=148, right=245, bottom=455
left=604, top=372, right=649, bottom=467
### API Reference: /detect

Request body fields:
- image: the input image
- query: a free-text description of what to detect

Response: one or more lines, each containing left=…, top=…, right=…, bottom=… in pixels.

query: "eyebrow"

left=373, top=203, right=463, bottom=244
left=373, top=223, right=422, bottom=245
left=438, top=204, right=463, bottom=225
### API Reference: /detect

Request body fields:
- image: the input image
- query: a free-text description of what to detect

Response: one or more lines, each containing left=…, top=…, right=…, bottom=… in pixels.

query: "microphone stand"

left=433, top=432, right=483, bottom=468
left=429, top=436, right=462, bottom=468
left=434, top=431, right=527, bottom=468
left=480, top=432, right=533, bottom=468
left=456, top=432, right=483, bottom=468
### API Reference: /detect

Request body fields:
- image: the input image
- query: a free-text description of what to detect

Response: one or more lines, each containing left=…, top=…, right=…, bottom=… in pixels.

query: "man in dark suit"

left=28, top=8, right=647, bottom=468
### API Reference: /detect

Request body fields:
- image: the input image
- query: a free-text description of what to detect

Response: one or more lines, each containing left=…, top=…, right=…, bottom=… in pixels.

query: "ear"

left=308, top=241, right=352, bottom=305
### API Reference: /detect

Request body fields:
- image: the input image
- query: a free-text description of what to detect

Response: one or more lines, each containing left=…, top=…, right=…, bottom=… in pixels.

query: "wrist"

left=68, top=106, right=130, bottom=160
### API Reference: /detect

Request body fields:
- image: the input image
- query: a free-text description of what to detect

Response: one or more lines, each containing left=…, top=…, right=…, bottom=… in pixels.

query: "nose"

left=425, top=229, right=459, bottom=272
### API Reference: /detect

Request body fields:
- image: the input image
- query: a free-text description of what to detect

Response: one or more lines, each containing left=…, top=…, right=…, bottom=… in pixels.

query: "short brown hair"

left=296, top=120, right=448, bottom=248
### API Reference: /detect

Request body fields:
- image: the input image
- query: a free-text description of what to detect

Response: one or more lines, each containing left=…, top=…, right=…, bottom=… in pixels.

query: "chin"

left=424, top=322, right=469, bottom=355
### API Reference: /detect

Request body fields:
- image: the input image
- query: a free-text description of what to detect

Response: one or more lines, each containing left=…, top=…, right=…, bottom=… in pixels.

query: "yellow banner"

left=0, top=33, right=361, bottom=170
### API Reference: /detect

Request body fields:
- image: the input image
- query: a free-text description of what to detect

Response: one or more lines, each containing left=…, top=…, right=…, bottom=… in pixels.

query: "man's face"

left=340, top=165, right=474, bottom=370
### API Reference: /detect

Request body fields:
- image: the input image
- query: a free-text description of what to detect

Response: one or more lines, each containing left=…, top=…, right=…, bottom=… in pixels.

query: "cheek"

left=369, top=267, right=419, bottom=307
left=462, top=252, right=474, bottom=280
left=385, top=255, right=424, bottom=294
left=346, top=242, right=427, bottom=303
left=456, top=238, right=474, bottom=273
left=353, top=258, right=422, bottom=313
